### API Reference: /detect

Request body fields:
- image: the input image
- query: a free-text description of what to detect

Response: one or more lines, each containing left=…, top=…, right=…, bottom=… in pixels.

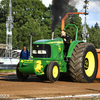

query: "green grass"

left=0, top=69, right=16, bottom=72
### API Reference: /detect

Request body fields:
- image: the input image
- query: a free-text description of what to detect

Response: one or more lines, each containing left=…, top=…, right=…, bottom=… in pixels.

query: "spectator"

left=20, top=46, right=29, bottom=59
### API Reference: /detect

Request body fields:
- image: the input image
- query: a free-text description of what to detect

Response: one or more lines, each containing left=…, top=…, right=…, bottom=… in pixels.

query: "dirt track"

left=0, top=73, right=100, bottom=99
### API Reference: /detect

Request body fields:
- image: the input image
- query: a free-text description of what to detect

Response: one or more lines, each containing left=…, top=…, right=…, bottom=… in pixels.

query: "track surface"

left=0, top=73, right=100, bottom=99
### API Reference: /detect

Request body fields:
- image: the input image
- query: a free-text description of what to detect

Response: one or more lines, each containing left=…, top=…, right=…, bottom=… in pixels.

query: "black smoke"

left=51, top=0, right=76, bottom=31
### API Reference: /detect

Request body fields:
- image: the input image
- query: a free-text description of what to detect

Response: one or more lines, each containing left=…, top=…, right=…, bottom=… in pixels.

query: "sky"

left=42, top=0, right=100, bottom=27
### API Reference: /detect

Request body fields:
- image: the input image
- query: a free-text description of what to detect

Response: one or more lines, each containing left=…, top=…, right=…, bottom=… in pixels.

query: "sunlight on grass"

left=0, top=69, right=16, bottom=72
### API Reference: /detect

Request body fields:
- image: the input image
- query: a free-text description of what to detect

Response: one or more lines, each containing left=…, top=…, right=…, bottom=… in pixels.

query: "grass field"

left=0, top=69, right=16, bottom=72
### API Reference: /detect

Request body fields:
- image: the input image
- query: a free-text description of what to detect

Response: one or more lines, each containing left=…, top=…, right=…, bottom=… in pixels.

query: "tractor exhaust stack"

left=61, top=12, right=85, bottom=31
left=52, top=32, right=54, bottom=40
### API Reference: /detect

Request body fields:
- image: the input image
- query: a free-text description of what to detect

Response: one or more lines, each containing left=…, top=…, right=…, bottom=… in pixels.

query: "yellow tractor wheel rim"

left=53, top=66, right=58, bottom=78
left=84, top=51, right=95, bottom=77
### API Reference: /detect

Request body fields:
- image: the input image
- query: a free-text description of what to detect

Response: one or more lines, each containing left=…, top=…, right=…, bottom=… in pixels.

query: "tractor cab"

left=61, top=24, right=78, bottom=61
left=32, top=24, right=78, bottom=62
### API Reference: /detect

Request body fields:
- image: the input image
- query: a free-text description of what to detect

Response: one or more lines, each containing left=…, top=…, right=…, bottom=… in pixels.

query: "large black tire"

left=47, top=61, right=60, bottom=83
left=16, top=63, right=29, bottom=81
left=68, top=43, right=98, bottom=83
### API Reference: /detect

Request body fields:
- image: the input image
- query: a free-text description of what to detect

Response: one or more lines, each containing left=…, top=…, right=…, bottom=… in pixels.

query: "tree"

left=87, top=25, right=100, bottom=48
left=0, top=0, right=49, bottom=50
left=94, top=22, right=99, bottom=29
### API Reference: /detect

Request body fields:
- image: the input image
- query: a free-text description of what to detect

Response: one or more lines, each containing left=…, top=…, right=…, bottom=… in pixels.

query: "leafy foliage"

left=87, top=23, right=100, bottom=48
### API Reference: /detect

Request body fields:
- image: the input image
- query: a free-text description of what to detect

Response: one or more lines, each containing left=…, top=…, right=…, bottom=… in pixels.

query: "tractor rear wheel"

left=68, top=43, right=98, bottom=83
left=16, top=64, right=29, bottom=81
left=47, top=61, right=60, bottom=83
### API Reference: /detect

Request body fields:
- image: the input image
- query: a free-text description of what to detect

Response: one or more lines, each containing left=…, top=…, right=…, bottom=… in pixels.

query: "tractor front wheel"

left=68, top=43, right=98, bottom=83
left=16, top=64, right=29, bottom=81
left=47, top=61, right=60, bottom=83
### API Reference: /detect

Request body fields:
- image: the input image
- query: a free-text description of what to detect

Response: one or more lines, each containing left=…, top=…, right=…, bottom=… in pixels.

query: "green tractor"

left=16, top=24, right=98, bottom=83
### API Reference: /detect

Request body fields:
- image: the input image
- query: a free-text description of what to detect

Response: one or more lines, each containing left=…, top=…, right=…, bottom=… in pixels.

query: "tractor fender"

left=67, top=41, right=84, bottom=58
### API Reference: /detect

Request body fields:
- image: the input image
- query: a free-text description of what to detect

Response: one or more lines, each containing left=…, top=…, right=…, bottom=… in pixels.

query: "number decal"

left=0, top=94, right=9, bottom=98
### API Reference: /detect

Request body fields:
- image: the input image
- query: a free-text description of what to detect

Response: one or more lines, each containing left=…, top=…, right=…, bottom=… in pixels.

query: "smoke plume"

left=51, top=0, right=77, bottom=31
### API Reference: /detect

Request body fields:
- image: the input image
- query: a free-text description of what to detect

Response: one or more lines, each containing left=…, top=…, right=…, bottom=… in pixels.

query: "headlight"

left=38, top=50, right=47, bottom=54
left=33, top=50, right=37, bottom=54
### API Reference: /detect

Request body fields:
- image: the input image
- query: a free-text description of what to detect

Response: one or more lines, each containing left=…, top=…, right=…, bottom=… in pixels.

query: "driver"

left=61, top=30, right=72, bottom=61
left=61, top=30, right=72, bottom=45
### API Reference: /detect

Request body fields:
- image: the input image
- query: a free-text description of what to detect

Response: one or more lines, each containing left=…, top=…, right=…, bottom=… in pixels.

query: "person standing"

left=20, top=46, right=29, bottom=59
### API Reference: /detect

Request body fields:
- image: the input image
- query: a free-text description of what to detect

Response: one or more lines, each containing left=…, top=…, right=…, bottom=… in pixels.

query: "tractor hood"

left=33, top=38, right=64, bottom=61
left=33, top=38, right=63, bottom=45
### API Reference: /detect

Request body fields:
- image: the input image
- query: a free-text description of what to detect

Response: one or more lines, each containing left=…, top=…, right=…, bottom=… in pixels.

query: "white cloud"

left=86, top=1, right=100, bottom=26
left=42, top=0, right=52, bottom=7
left=89, top=1, right=100, bottom=12
left=71, top=0, right=100, bottom=27
left=75, top=1, right=84, bottom=11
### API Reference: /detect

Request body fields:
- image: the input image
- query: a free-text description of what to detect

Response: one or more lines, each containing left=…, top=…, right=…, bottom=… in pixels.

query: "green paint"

left=20, top=59, right=34, bottom=74
left=37, top=45, right=39, bottom=47
left=64, top=24, right=78, bottom=41
left=33, top=38, right=64, bottom=61
left=67, top=41, right=84, bottom=58
left=20, top=59, right=67, bottom=75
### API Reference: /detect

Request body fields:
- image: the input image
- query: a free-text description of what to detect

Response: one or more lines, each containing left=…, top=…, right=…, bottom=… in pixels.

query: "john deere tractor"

left=16, top=12, right=98, bottom=83
left=16, top=22, right=98, bottom=83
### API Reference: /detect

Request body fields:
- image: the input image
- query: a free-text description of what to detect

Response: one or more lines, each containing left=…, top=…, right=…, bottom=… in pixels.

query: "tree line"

left=0, top=0, right=100, bottom=50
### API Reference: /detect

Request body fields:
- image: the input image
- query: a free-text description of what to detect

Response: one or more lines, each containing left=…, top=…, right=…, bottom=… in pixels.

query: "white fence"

left=0, top=58, right=19, bottom=69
